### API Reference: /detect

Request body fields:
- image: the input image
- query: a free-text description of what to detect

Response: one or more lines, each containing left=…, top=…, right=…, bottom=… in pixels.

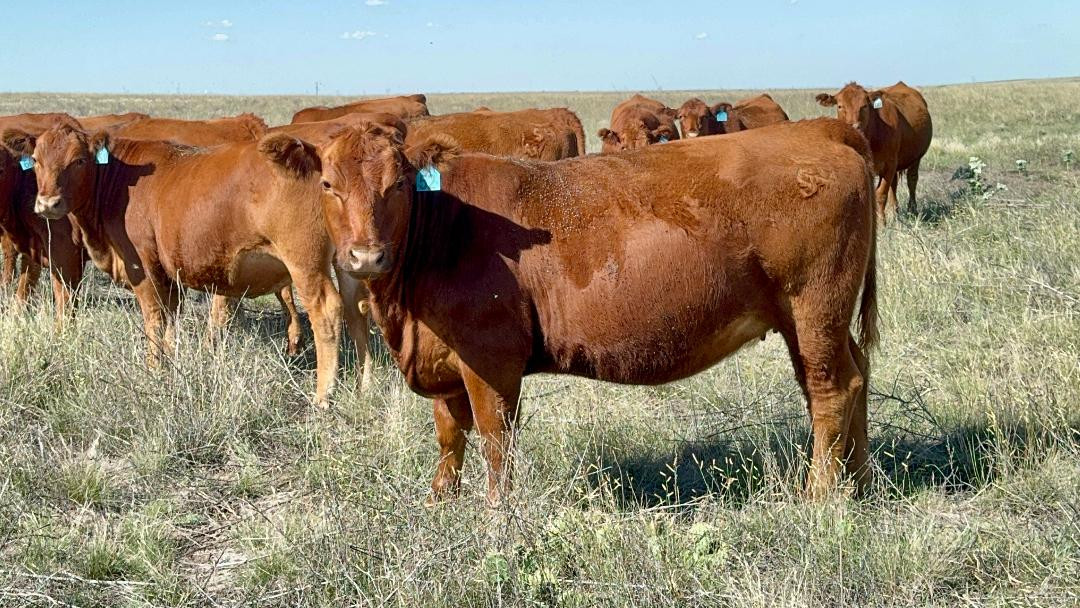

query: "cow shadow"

left=585, top=417, right=1075, bottom=511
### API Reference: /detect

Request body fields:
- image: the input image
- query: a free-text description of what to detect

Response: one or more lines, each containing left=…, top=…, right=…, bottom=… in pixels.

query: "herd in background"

left=0, top=81, right=933, bottom=502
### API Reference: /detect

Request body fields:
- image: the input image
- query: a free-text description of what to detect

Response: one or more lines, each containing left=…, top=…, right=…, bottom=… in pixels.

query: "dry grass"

left=1, top=79, right=1079, bottom=607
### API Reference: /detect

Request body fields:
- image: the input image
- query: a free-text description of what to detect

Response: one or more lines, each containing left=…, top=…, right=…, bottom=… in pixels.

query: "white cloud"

left=211, top=33, right=230, bottom=42
left=426, top=21, right=435, bottom=27
left=365, top=0, right=387, bottom=5
left=694, top=32, right=708, bottom=40
left=203, top=19, right=233, bottom=28
left=341, top=30, right=377, bottom=40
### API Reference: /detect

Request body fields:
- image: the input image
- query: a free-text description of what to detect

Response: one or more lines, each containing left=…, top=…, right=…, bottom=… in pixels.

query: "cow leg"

left=206, top=295, right=239, bottom=349
left=789, top=306, right=863, bottom=499
left=874, top=164, right=898, bottom=224
left=337, top=271, right=373, bottom=392
left=49, top=261, right=82, bottom=327
left=14, top=258, right=41, bottom=306
left=133, top=281, right=170, bottom=368
left=1, top=235, right=17, bottom=286
left=428, top=394, right=475, bottom=504
left=887, top=171, right=901, bottom=219
left=290, top=270, right=342, bottom=408
left=906, top=160, right=921, bottom=216
left=461, top=367, right=522, bottom=505
left=275, top=285, right=304, bottom=356
left=845, top=336, right=872, bottom=496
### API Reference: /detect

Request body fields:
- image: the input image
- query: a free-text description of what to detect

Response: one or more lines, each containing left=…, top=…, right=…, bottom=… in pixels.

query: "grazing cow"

left=676, top=93, right=789, bottom=138
left=599, top=94, right=679, bottom=153
left=104, top=114, right=305, bottom=354
left=406, top=108, right=586, bottom=161
left=816, top=81, right=933, bottom=219
left=0, top=112, right=136, bottom=316
left=296, top=117, right=878, bottom=503
left=6, top=124, right=376, bottom=405
left=290, top=94, right=429, bottom=124
left=78, top=112, right=150, bottom=131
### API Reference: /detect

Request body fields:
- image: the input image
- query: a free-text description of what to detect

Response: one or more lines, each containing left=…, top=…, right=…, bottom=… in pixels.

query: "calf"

left=599, top=94, right=679, bottom=153
left=816, top=81, right=933, bottom=219
left=298, top=117, right=879, bottom=503
left=406, top=108, right=585, bottom=161
left=6, top=123, right=374, bottom=405
left=676, top=93, right=789, bottom=138
left=291, top=94, right=429, bottom=124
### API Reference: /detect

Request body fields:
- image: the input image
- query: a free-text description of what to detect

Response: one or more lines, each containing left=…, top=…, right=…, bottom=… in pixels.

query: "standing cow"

left=816, top=81, right=933, bottom=220
left=291, top=94, right=429, bottom=124
left=282, top=117, right=879, bottom=503
left=407, top=108, right=586, bottom=161
left=4, top=123, right=378, bottom=406
left=676, top=93, right=789, bottom=138
left=599, top=94, right=679, bottom=153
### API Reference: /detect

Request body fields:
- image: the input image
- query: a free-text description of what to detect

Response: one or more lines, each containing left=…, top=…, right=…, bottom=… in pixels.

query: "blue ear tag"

left=416, top=165, right=441, bottom=192
left=95, top=146, right=109, bottom=165
left=716, top=110, right=728, bottom=122
left=872, top=98, right=883, bottom=110
left=18, top=156, right=35, bottom=171
left=658, top=136, right=669, bottom=143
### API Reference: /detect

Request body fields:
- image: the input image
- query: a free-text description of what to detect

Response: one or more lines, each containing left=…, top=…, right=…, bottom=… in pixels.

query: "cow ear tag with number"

left=18, top=156, right=35, bottom=171
left=872, top=98, right=883, bottom=110
left=716, top=110, right=728, bottom=122
left=416, top=165, right=441, bottom=192
left=96, top=146, right=110, bottom=165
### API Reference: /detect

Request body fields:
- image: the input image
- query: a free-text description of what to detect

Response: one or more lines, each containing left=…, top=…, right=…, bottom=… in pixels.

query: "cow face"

left=816, top=83, right=884, bottom=133
left=3, top=125, right=107, bottom=220
left=598, top=121, right=677, bottom=154
left=676, top=98, right=718, bottom=138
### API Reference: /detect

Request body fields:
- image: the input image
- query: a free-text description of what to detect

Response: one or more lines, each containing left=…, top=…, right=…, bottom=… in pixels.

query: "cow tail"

left=857, top=171, right=879, bottom=353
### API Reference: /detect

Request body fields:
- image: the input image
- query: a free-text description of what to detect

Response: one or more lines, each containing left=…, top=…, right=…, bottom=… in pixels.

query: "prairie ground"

left=0, top=79, right=1078, bottom=607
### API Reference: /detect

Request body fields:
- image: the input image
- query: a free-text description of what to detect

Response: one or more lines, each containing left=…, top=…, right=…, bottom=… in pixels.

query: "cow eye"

left=73, top=158, right=86, bottom=166
left=321, top=179, right=332, bottom=190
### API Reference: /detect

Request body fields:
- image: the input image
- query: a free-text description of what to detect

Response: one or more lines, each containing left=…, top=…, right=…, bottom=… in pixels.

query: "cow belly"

left=164, top=250, right=290, bottom=297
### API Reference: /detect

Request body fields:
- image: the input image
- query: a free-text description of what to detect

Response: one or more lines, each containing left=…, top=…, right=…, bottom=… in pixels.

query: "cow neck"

left=0, top=167, right=36, bottom=250
left=366, top=187, right=462, bottom=354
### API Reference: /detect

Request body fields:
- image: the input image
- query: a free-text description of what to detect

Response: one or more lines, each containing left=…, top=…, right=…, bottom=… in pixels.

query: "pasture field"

left=1, top=79, right=1079, bottom=607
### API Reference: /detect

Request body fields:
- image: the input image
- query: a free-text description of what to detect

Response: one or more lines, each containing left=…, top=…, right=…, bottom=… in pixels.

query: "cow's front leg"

left=461, top=366, right=522, bottom=506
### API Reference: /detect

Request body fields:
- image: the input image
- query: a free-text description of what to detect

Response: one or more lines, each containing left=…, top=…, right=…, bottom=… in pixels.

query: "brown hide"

left=290, top=94, right=429, bottom=124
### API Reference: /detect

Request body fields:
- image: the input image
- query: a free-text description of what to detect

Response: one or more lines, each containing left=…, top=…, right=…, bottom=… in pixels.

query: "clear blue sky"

left=2, top=0, right=1077, bottom=95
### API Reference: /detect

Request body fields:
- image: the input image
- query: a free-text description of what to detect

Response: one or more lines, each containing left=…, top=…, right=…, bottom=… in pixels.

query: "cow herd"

left=0, top=82, right=933, bottom=503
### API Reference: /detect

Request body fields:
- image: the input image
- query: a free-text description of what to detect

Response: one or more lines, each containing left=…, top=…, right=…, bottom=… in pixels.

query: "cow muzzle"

left=343, top=247, right=391, bottom=276
left=686, top=131, right=699, bottom=138
left=34, top=195, right=68, bottom=220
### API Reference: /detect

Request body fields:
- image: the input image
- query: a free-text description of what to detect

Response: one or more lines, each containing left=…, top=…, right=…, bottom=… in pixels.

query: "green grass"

left=1, top=79, right=1079, bottom=606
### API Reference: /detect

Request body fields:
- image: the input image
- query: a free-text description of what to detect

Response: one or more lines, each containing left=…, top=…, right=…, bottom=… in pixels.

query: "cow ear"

left=659, top=107, right=678, bottom=120
left=815, top=93, right=837, bottom=107
left=258, top=133, right=321, bottom=177
left=710, top=102, right=733, bottom=116
left=89, top=130, right=111, bottom=156
left=598, top=128, right=619, bottom=144
left=1, top=129, right=36, bottom=156
left=405, top=133, right=460, bottom=172
left=653, top=125, right=677, bottom=141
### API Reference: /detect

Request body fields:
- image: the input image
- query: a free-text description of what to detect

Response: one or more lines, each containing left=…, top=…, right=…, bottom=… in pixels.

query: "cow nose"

left=34, top=195, right=66, bottom=219
left=347, top=247, right=390, bottom=275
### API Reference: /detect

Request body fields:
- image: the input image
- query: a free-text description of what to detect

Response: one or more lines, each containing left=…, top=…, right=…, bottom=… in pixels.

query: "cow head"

left=598, top=116, right=677, bottom=154
left=816, top=82, right=884, bottom=133
left=1, top=124, right=107, bottom=220
left=259, top=121, right=458, bottom=278
left=676, top=98, right=725, bottom=138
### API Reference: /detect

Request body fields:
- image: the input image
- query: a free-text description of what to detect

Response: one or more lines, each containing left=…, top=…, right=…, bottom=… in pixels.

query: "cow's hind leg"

left=336, top=271, right=373, bottom=392
left=428, top=394, right=475, bottom=504
left=906, top=160, right=921, bottom=216
left=788, top=303, right=864, bottom=499
left=275, top=285, right=304, bottom=356
left=845, top=336, right=872, bottom=496
left=206, top=295, right=239, bottom=349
